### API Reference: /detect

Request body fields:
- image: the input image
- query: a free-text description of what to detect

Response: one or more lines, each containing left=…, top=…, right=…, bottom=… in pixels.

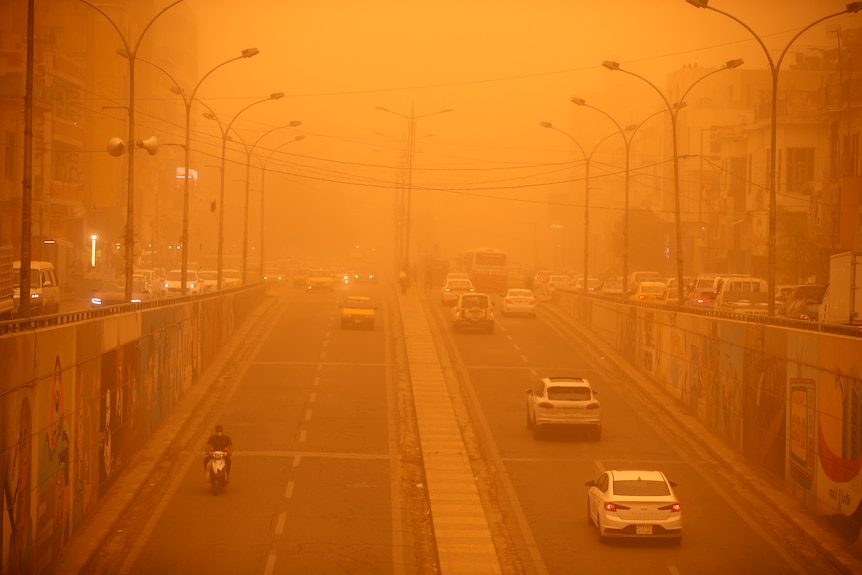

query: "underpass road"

left=75, top=283, right=428, bottom=575
left=427, top=295, right=845, bottom=575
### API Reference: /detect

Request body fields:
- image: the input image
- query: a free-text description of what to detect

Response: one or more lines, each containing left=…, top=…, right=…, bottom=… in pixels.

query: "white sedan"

left=585, top=469, right=682, bottom=543
left=500, top=288, right=537, bottom=317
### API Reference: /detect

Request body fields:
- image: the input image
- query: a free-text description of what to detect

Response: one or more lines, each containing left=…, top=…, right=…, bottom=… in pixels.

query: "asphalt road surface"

left=77, top=281, right=855, bottom=574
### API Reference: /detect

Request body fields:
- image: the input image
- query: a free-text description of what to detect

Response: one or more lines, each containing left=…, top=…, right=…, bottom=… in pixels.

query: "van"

left=627, top=271, right=662, bottom=294
left=13, top=260, right=61, bottom=315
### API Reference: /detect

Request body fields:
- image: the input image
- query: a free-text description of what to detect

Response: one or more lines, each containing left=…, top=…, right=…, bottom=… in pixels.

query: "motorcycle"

left=206, top=450, right=228, bottom=495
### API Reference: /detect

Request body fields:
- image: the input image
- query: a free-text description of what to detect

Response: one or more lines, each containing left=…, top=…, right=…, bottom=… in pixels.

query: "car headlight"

left=31, top=293, right=40, bottom=299
left=91, top=298, right=102, bottom=305
left=131, top=298, right=141, bottom=303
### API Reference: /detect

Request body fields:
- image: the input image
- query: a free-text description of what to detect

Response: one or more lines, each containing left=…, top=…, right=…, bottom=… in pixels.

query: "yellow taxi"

left=306, top=269, right=335, bottom=291
left=629, top=281, right=668, bottom=302
left=340, top=296, right=376, bottom=329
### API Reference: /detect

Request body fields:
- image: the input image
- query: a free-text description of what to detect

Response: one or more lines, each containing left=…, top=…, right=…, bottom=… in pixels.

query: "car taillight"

left=504, top=298, right=512, bottom=304
left=530, top=299, right=536, bottom=304
left=658, top=503, right=681, bottom=512
left=537, top=401, right=554, bottom=409
left=604, top=502, right=630, bottom=512
left=586, top=402, right=600, bottom=410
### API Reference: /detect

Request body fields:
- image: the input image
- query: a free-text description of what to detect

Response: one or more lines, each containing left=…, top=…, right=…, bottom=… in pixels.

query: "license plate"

left=636, top=524, right=653, bottom=535
left=354, top=319, right=362, bottom=324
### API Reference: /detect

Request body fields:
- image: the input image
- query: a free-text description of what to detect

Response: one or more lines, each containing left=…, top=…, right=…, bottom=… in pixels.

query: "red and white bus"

left=460, top=248, right=508, bottom=293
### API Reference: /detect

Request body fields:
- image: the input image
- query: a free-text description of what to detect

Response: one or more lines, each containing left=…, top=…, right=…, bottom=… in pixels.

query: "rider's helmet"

left=215, top=425, right=224, bottom=433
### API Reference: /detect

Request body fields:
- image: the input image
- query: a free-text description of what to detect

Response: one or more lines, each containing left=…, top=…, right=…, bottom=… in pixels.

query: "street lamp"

left=126, top=48, right=259, bottom=294
left=540, top=121, right=621, bottom=291
left=257, top=134, right=305, bottom=279
left=685, top=1, right=862, bottom=315
left=241, top=122, right=302, bottom=283
left=204, top=92, right=285, bottom=289
left=78, top=0, right=184, bottom=301
left=375, top=105, right=453, bottom=273
left=602, top=58, right=743, bottom=306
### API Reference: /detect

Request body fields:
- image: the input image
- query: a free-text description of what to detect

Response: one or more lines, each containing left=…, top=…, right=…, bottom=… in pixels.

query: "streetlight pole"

left=243, top=122, right=302, bottom=283
left=375, top=105, right=453, bottom=273
left=570, top=100, right=673, bottom=297
left=78, top=0, right=184, bottom=301
left=602, top=58, right=743, bottom=306
left=685, top=0, right=861, bottom=316
left=204, top=93, right=284, bottom=289
left=131, top=48, right=260, bottom=294
left=540, top=121, right=620, bottom=291
left=258, top=135, right=305, bottom=279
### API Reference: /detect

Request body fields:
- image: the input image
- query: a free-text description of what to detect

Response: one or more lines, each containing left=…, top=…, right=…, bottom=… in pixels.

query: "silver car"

left=526, top=377, right=601, bottom=439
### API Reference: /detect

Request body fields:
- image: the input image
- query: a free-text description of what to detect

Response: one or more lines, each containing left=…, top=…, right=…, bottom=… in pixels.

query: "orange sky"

left=180, top=0, right=859, bottom=265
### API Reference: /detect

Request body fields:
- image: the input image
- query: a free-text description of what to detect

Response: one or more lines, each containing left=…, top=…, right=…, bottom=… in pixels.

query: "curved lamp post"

left=79, top=0, right=184, bottom=300
left=130, top=48, right=260, bottom=294
left=685, top=1, right=862, bottom=314
left=257, top=135, right=306, bottom=278
left=540, top=121, right=620, bottom=290
left=602, top=58, right=743, bottom=305
left=375, top=105, right=453, bottom=272
left=204, top=93, right=284, bottom=289
left=570, top=100, right=677, bottom=296
left=242, top=122, right=302, bottom=283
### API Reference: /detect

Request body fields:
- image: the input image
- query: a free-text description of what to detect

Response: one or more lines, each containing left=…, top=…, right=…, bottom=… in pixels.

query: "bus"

left=460, top=247, right=508, bottom=293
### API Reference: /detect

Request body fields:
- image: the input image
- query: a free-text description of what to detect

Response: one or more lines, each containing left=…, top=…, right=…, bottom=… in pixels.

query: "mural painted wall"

left=558, top=292, right=862, bottom=535
left=0, top=287, right=263, bottom=574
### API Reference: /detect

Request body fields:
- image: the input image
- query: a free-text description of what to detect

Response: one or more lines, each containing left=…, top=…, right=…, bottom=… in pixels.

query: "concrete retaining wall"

left=0, top=286, right=264, bottom=575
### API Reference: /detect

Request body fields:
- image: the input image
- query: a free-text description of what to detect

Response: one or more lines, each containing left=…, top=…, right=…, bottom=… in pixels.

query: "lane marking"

left=263, top=551, right=277, bottom=575
left=668, top=567, right=681, bottom=575
left=275, top=511, right=287, bottom=535
left=304, top=409, right=312, bottom=421
left=292, top=455, right=302, bottom=467
left=520, top=354, right=529, bottom=363
left=313, top=375, right=320, bottom=387
left=284, top=480, right=295, bottom=498
left=298, top=430, right=307, bottom=442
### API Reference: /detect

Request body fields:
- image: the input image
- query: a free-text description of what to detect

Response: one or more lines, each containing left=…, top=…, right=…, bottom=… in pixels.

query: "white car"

left=441, top=278, right=475, bottom=305
left=223, top=269, right=242, bottom=287
left=526, top=377, right=601, bottom=439
left=500, top=288, right=537, bottom=317
left=585, top=469, right=682, bottom=543
left=452, top=292, right=495, bottom=333
left=543, top=274, right=571, bottom=296
left=163, top=269, right=201, bottom=296
left=198, top=270, right=218, bottom=292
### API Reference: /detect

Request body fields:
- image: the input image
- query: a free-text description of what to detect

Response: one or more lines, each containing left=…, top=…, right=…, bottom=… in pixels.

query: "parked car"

left=658, top=286, right=679, bottom=305
left=163, top=269, right=201, bottom=296
left=585, top=469, right=682, bottom=543
left=451, top=292, right=495, bottom=333
left=629, top=281, right=667, bottom=302
left=543, top=274, right=572, bottom=296
left=441, top=278, right=475, bottom=305
left=339, top=295, right=376, bottom=329
left=13, top=260, right=61, bottom=315
left=598, top=278, right=624, bottom=298
left=526, top=376, right=601, bottom=439
left=199, top=270, right=218, bottom=292
left=500, top=288, right=537, bottom=317
left=780, top=284, right=826, bottom=320
left=684, top=288, right=717, bottom=310
left=90, top=278, right=151, bottom=307
left=573, top=276, right=602, bottom=292
left=223, top=269, right=242, bottom=287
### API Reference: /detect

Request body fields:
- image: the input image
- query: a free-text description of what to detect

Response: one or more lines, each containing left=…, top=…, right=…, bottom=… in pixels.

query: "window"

left=613, top=480, right=670, bottom=496
left=547, top=386, right=591, bottom=401
left=785, top=147, right=814, bottom=194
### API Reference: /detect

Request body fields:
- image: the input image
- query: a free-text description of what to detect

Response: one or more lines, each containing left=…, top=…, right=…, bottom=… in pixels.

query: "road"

left=78, top=281, right=848, bottom=574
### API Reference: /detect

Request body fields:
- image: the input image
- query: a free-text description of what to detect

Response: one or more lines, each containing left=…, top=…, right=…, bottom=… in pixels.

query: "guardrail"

left=0, top=283, right=258, bottom=336
left=555, top=287, right=862, bottom=337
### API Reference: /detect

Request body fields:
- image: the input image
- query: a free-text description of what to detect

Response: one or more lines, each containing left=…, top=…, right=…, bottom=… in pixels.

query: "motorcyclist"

left=203, top=424, right=233, bottom=482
